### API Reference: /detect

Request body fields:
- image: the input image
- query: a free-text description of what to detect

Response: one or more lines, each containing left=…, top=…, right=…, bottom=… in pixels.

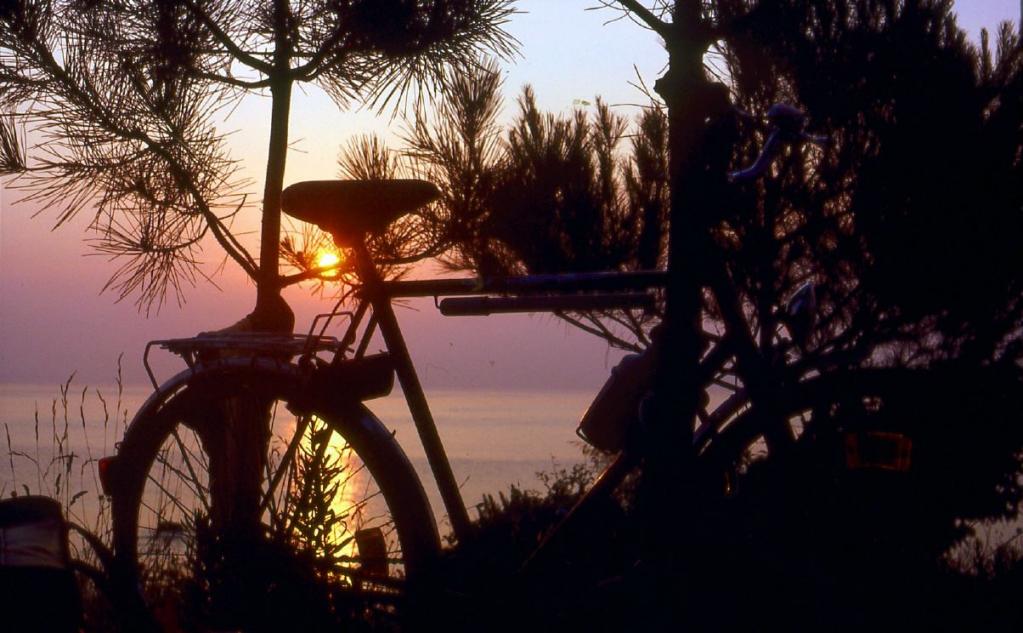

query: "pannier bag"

left=577, top=347, right=656, bottom=452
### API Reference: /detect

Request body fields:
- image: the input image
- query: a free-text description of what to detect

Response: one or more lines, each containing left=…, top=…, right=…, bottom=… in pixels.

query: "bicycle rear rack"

left=143, top=333, right=343, bottom=389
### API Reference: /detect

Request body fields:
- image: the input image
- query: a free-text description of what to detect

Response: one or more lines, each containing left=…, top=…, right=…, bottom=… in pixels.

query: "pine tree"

left=0, top=0, right=515, bottom=324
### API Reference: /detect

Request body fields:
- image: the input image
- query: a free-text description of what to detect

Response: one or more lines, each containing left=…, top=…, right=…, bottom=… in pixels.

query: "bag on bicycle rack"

left=309, top=352, right=395, bottom=405
left=577, top=347, right=656, bottom=452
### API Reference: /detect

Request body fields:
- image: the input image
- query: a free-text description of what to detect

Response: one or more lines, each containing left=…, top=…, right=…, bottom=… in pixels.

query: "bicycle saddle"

left=281, top=179, right=440, bottom=246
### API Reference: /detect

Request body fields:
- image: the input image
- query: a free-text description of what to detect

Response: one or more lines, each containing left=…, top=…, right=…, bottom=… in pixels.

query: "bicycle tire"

left=108, top=358, right=439, bottom=630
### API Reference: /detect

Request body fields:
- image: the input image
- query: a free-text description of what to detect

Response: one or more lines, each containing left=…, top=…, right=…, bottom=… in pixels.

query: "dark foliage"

left=725, top=0, right=1023, bottom=366
left=707, top=0, right=1023, bottom=553
left=412, top=6, right=1023, bottom=625
left=404, top=61, right=668, bottom=349
left=409, top=462, right=644, bottom=633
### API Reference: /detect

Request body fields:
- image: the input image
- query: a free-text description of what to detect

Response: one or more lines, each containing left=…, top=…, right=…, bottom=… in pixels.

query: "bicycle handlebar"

left=438, top=292, right=656, bottom=316
left=381, top=270, right=668, bottom=299
left=729, top=103, right=827, bottom=182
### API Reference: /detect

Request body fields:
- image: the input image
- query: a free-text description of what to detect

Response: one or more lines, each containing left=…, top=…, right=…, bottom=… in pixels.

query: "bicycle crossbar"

left=438, top=293, right=656, bottom=316
left=382, top=270, right=667, bottom=298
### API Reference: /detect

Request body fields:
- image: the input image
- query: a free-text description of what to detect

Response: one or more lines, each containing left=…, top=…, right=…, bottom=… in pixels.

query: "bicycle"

left=97, top=104, right=917, bottom=630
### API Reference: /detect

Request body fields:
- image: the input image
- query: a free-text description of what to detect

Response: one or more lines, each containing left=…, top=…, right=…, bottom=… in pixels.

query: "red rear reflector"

left=98, top=456, right=116, bottom=495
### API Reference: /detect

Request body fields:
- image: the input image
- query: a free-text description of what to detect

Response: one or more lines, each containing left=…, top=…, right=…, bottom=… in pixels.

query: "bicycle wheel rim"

left=110, top=362, right=438, bottom=630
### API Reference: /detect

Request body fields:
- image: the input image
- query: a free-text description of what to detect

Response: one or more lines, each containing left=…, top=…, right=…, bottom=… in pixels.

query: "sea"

left=5, top=382, right=1019, bottom=557
left=0, top=382, right=597, bottom=535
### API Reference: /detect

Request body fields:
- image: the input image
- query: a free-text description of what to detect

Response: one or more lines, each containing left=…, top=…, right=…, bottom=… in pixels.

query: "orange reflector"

left=355, top=527, right=389, bottom=579
left=97, top=456, right=116, bottom=495
left=843, top=431, right=912, bottom=472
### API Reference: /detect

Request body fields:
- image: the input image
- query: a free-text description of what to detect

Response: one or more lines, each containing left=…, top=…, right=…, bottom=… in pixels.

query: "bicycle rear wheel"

left=108, top=359, right=438, bottom=631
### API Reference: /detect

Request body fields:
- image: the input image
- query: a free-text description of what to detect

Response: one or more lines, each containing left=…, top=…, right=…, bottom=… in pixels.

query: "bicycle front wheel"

left=108, top=359, right=439, bottom=631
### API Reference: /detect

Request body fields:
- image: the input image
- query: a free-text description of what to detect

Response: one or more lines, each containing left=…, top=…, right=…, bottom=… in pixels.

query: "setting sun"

left=315, top=250, right=342, bottom=278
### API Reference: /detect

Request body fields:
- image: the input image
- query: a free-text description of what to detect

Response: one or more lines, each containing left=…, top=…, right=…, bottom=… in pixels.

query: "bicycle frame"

left=326, top=240, right=779, bottom=547
left=283, top=101, right=821, bottom=551
left=331, top=240, right=666, bottom=541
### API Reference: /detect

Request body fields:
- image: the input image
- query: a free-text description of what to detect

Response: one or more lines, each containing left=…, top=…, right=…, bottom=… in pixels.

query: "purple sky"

left=0, top=1, right=1018, bottom=388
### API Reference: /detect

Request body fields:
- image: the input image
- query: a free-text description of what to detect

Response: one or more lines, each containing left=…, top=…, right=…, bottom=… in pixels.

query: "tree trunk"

left=202, top=9, right=295, bottom=620
left=252, top=73, right=294, bottom=331
left=253, top=0, right=295, bottom=331
left=201, top=391, right=273, bottom=532
left=637, top=2, right=722, bottom=625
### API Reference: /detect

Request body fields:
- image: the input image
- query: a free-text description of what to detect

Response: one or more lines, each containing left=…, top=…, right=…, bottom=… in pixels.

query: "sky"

left=0, top=0, right=1019, bottom=389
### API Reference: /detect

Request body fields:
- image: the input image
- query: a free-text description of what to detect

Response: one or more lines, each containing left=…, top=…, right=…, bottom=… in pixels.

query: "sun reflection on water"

left=274, top=413, right=398, bottom=586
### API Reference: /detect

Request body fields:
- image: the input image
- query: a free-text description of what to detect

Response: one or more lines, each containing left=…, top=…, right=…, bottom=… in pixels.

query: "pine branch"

left=181, top=0, right=273, bottom=75
left=613, top=0, right=673, bottom=40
